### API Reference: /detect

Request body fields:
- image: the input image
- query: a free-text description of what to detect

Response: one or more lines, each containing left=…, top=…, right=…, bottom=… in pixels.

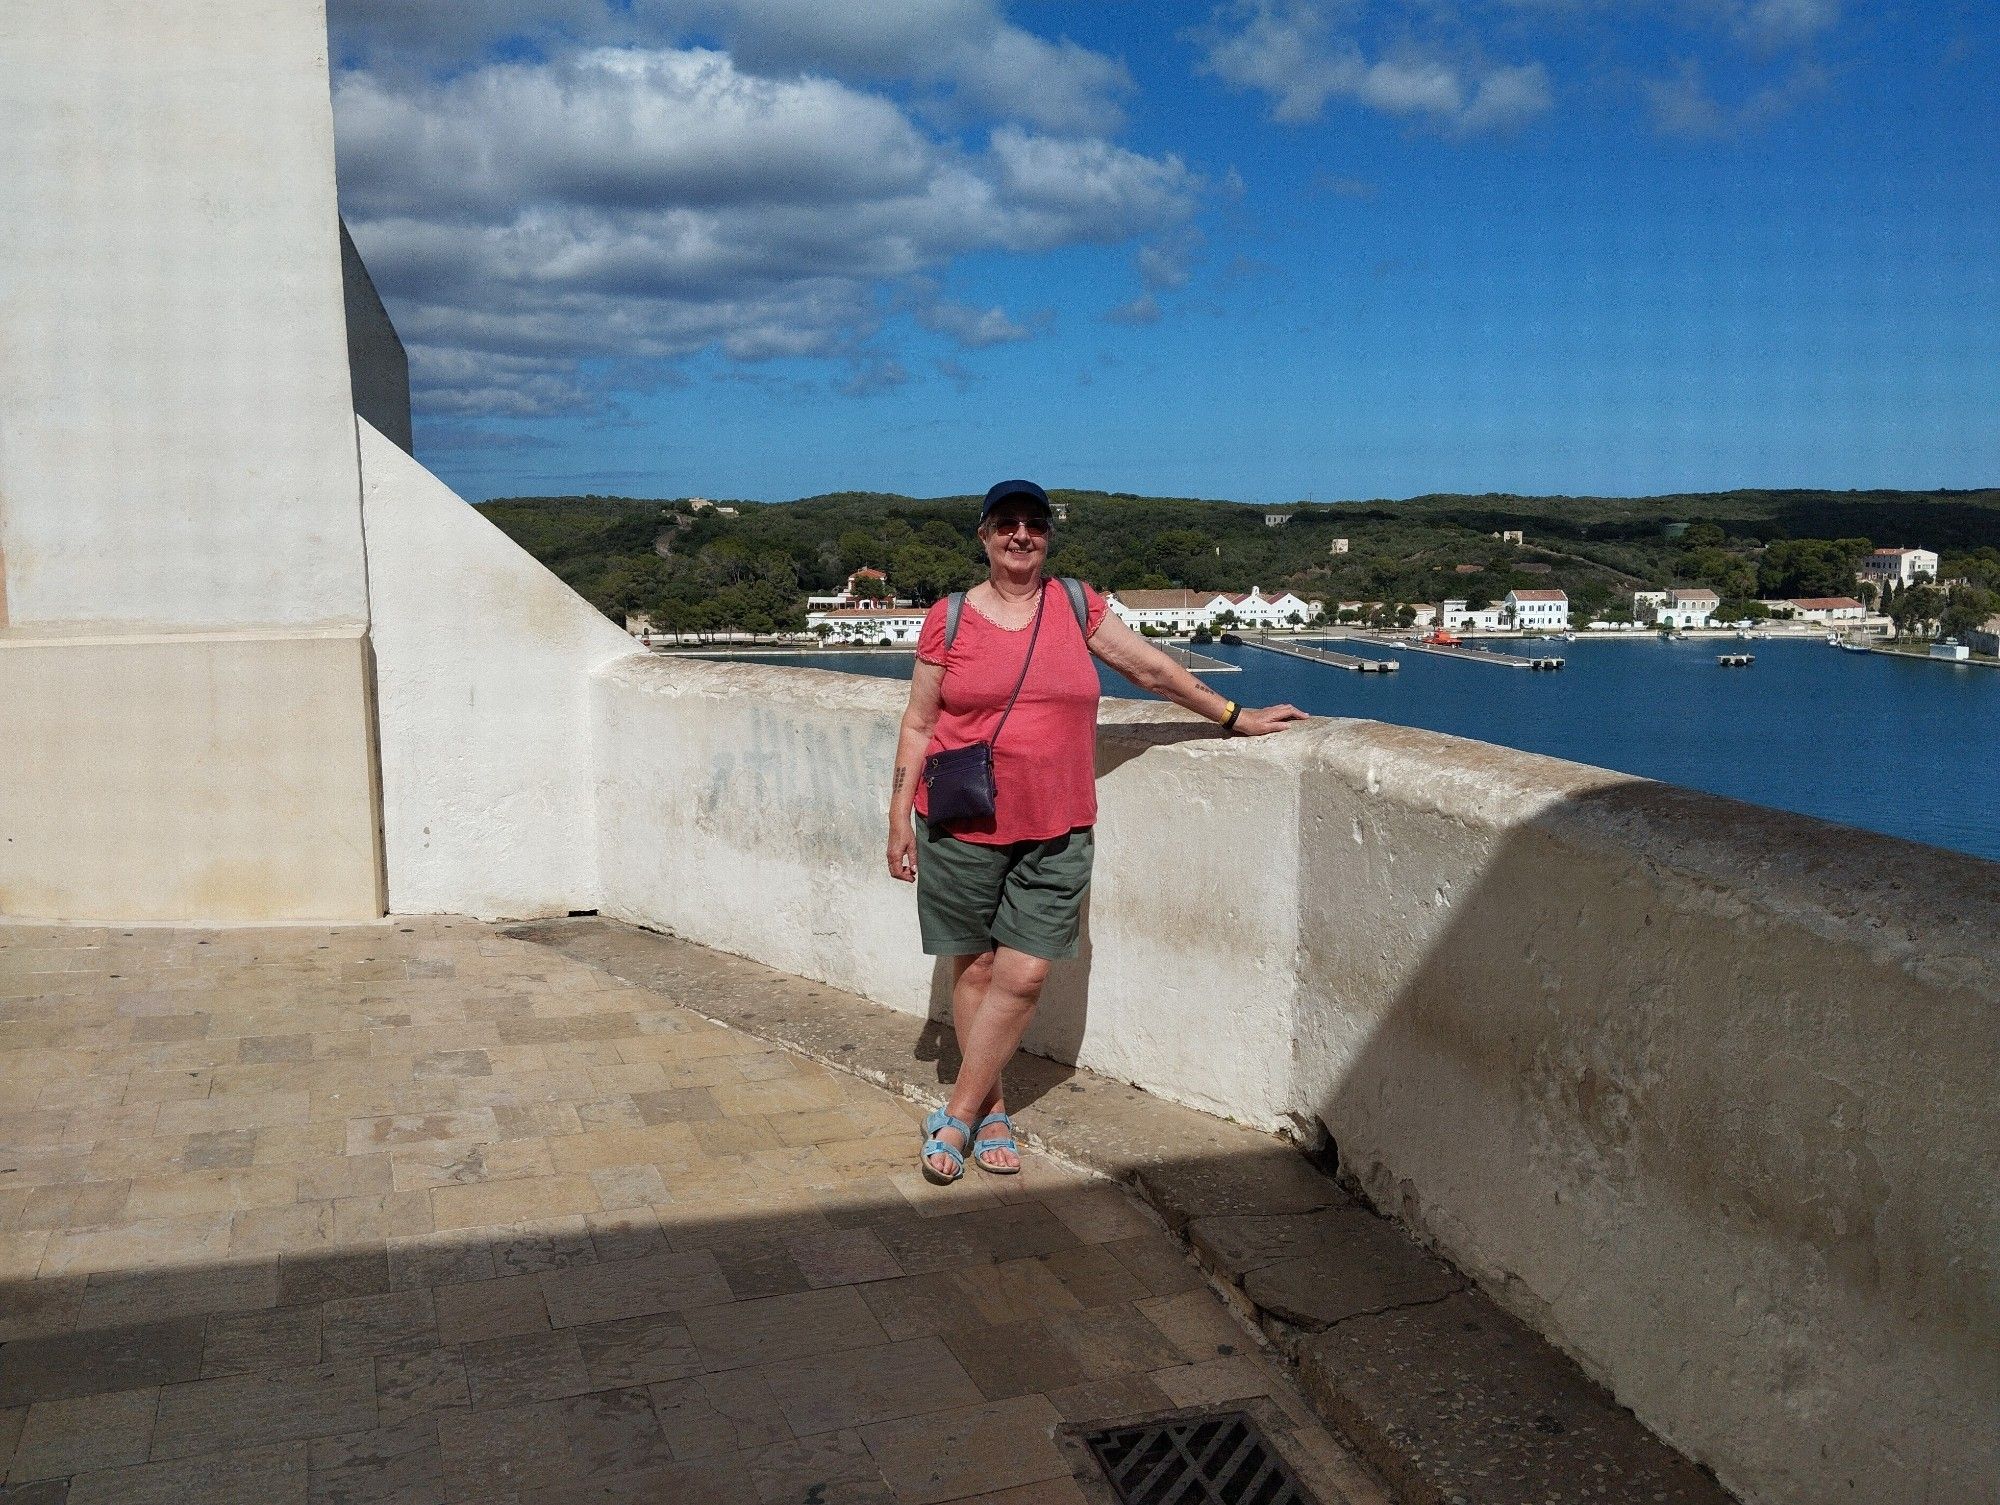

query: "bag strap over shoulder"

left=1058, top=577, right=1089, bottom=636
left=943, top=578, right=1086, bottom=653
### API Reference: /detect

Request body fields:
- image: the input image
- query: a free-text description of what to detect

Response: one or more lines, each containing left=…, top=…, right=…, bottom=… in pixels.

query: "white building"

left=1635, top=587, right=1720, bottom=629
left=1772, top=596, right=1869, bottom=623
left=1106, top=587, right=1322, bottom=634
left=1264, top=512, right=1291, bottom=528
left=1503, top=589, right=1570, bottom=631
left=807, top=606, right=928, bottom=644
left=1330, top=538, right=1349, bottom=554
left=807, top=567, right=908, bottom=611
left=1860, top=548, right=1938, bottom=587
left=1440, top=600, right=1506, bottom=631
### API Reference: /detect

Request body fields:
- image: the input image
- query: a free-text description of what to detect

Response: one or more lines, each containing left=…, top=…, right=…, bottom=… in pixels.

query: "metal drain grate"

left=1084, top=1411, right=1316, bottom=1505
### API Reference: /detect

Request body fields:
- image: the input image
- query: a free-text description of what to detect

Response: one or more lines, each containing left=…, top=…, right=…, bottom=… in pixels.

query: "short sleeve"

left=1081, top=581, right=1109, bottom=637
left=915, top=599, right=950, bottom=665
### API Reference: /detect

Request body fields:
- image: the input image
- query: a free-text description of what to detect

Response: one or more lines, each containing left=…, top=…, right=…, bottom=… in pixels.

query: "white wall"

left=0, top=0, right=366, bottom=629
left=0, top=625, right=383, bottom=920
left=359, top=421, right=642, bottom=919
left=587, top=658, right=1997, bottom=1505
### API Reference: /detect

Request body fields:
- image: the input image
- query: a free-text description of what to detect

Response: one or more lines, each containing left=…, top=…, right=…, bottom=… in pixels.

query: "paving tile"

left=1037, top=1186, right=1155, bottom=1246
left=555, top=1387, right=675, bottom=1478
left=388, top=1141, right=552, bottom=1195
left=436, top=1400, right=571, bottom=1499
left=582, top=1210, right=668, bottom=1264
left=0, top=1477, right=73, bottom=1503
left=9, top=1387, right=158, bottom=1482
left=571, top=1313, right=703, bottom=1390
left=683, top=1288, right=886, bottom=1373
left=941, top=1322, right=1093, bottom=1403
left=320, top=1289, right=437, bottom=1362
left=40, top=1214, right=234, bottom=1279
left=201, top=1306, right=322, bottom=1378
left=785, top=1230, right=901, bottom=1289
left=1040, top=1373, right=1174, bottom=1424
left=430, top=1176, right=601, bottom=1234
left=0, top=1405, right=25, bottom=1468
left=859, top=1395, right=1067, bottom=1505
left=305, top=1415, right=441, bottom=1505
left=371, top=1352, right=467, bottom=1430
left=486, top=1219, right=597, bottom=1275
left=1045, top=1307, right=1185, bottom=1381
left=78, top=1260, right=279, bottom=1330
left=745, top=1430, right=893, bottom=1505
left=628, top=1089, right=722, bottom=1127
left=462, top=1331, right=592, bottom=1409
left=1025, top=1247, right=1139, bottom=1311
left=646, top=1372, right=791, bottom=1460
left=0, top=1320, right=204, bottom=1406
left=278, top=1248, right=390, bottom=1307
left=149, top=1360, right=377, bottom=1460
left=434, top=1277, right=548, bottom=1347
left=64, top=1439, right=309, bottom=1505
left=759, top=1337, right=973, bottom=1438
left=949, top=1480, right=1089, bottom=1505
left=539, top=1252, right=731, bottom=1330
left=228, top=1200, right=338, bottom=1258
left=1148, top=1355, right=1283, bottom=1410
left=1100, top=1234, right=1204, bottom=1297
left=712, top=1243, right=810, bottom=1302
left=386, top=1232, right=494, bottom=1292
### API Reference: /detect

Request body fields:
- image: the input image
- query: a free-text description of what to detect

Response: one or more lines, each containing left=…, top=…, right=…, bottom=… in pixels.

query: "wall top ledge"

left=0, top=621, right=369, bottom=649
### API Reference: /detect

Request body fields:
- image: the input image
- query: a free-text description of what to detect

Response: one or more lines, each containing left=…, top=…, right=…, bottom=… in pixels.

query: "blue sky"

left=328, top=1, right=1998, bottom=504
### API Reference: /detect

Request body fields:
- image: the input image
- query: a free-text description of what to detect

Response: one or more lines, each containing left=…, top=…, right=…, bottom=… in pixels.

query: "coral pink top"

left=915, top=579, right=1108, bottom=845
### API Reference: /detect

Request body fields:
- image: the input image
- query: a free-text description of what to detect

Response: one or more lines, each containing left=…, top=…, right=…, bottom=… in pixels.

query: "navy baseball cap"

left=978, top=478, right=1050, bottom=522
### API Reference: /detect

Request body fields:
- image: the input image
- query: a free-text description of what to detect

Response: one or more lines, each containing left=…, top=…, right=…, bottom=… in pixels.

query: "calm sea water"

left=715, top=638, right=2000, bottom=862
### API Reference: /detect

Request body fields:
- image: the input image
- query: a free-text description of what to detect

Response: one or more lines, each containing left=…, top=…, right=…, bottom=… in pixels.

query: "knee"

left=958, top=951, right=996, bottom=987
left=992, top=952, right=1051, bottom=1001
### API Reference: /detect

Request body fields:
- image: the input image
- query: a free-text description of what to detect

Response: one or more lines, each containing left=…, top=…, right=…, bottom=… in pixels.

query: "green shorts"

left=916, top=820, right=1095, bottom=962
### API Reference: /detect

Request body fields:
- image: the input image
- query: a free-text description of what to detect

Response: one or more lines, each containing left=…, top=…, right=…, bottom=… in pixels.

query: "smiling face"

left=977, top=501, right=1052, bottom=577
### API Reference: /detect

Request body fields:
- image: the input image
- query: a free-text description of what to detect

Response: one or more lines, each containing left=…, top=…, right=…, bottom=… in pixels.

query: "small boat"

left=1837, top=639, right=1872, bottom=654
left=1717, top=653, right=1755, bottom=667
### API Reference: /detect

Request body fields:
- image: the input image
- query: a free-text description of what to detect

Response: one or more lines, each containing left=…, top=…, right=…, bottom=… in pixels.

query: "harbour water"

left=716, top=637, right=2000, bottom=862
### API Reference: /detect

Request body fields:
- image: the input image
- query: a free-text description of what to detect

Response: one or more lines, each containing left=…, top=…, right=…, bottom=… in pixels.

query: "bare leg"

left=926, top=945, right=1048, bottom=1177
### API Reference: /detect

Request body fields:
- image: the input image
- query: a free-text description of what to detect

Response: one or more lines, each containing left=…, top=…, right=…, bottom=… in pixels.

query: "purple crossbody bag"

left=921, top=585, right=1048, bottom=823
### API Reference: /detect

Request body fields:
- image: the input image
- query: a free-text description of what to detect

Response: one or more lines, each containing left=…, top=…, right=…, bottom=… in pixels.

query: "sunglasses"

left=986, top=515, right=1051, bottom=536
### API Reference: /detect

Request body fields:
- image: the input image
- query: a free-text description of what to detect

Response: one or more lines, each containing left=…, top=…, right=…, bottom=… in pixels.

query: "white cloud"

left=1195, top=1, right=1551, bottom=133
left=916, top=300, right=1037, bottom=346
left=333, top=44, right=1194, bottom=415
left=1644, top=55, right=1827, bottom=137
left=1103, top=293, right=1162, bottom=326
left=329, top=0, right=1133, bottom=134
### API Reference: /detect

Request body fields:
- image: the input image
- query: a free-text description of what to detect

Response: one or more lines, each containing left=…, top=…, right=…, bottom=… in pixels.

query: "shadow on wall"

left=1296, top=767, right=1999, bottom=1505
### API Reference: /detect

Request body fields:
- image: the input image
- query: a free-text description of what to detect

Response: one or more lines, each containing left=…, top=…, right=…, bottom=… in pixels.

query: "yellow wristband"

left=1220, top=700, right=1241, bottom=730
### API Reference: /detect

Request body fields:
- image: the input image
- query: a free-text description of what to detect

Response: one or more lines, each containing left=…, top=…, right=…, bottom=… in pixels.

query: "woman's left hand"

left=1232, top=704, right=1309, bottom=736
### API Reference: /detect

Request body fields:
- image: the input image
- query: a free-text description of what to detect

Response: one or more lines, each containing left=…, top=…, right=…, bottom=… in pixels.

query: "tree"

left=1939, top=587, right=1998, bottom=642
left=1757, top=538, right=1871, bottom=599
left=1889, top=585, right=1943, bottom=639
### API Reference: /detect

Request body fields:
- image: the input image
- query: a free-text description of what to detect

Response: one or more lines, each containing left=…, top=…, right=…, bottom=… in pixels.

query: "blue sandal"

left=921, top=1109, right=971, bottom=1185
left=971, top=1111, right=1021, bottom=1175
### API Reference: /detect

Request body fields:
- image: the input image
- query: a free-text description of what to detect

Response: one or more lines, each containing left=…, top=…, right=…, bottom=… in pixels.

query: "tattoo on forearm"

left=893, top=767, right=908, bottom=794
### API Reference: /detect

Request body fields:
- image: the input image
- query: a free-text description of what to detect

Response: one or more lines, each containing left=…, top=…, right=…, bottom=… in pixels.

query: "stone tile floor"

left=0, top=918, right=1388, bottom=1504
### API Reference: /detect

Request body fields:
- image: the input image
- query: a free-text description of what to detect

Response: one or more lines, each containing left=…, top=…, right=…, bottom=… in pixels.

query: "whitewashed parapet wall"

left=359, top=421, right=643, bottom=919
left=591, top=655, right=1996, bottom=1505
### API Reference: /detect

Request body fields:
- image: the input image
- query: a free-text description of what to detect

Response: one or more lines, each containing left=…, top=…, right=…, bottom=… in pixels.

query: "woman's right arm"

left=887, top=659, right=945, bottom=882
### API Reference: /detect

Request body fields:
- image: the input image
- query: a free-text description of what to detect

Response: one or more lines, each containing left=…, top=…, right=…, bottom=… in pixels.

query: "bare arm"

left=887, top=658, right=946, bottom=881
left=1087, top=612, right=1308, bottom=736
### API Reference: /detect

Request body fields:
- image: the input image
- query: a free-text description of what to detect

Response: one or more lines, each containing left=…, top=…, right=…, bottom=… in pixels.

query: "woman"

left=886, top=479, right=1306, bottom=1182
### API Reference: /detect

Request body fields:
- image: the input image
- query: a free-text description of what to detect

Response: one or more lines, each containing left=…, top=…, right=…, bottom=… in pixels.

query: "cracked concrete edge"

left=503, top=915, right=1735, bottom=1505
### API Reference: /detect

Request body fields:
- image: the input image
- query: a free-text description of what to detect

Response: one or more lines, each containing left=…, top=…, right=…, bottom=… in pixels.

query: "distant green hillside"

left=477, top=487, right=2000, bottom=636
